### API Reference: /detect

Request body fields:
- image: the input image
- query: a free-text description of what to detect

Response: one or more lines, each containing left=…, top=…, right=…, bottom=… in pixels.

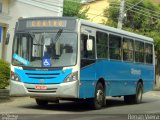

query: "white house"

left=0, top=0, right=63, bottom=62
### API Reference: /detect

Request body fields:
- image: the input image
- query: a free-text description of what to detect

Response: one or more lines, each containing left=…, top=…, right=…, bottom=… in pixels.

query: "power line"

left=125, top=4, right=160, bottom=19
left=110, top=5, right=160, bottom=20
left=127, top=9, right=159, bottom=19
left=110, top=1, right=160, bottom=19
left=110, top=1, right=160, bottom=18
left=67, top=0, right=160, bottom=18
left=125, top=0, right=143, bottom=12
left=90, top=7, right=159, bottom=21
left=126, top=2, right=160, bottom=16
left=64, top=0, right=160, bottom=21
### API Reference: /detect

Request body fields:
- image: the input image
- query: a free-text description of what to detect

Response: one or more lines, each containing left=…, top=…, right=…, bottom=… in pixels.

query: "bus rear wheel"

left=90, top=82, right=105, bottom=109
left=35, top=99, right=48, bottom=106
left=124, top=82, right=143, bottom=104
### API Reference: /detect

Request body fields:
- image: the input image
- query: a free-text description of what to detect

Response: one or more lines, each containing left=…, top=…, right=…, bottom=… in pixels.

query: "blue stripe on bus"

left=79, top=60, right=154, bottom=98
left=14, top=68, right=72, bottom=84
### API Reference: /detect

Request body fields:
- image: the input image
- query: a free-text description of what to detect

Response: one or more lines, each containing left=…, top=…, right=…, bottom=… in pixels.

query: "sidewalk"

left=154, top=86, right=160, bottom=91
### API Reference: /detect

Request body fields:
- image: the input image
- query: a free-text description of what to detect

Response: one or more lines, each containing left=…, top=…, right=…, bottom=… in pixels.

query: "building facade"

left=82, top=0, right=108, bottom=24
left=0, top=0, right=63, bottom=62
left=0, top=0, right=10, bottom=60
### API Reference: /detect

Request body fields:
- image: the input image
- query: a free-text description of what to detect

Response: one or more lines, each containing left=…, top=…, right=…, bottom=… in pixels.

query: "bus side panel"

left=140, top=64, right=155, bottom=92
left=79, top=60, right=154, bottom=98
left=79, top=63, right=97, bottom=98
left=95, top=60, right=136, bottom=96
left=95, top=60, right=154, bottom=96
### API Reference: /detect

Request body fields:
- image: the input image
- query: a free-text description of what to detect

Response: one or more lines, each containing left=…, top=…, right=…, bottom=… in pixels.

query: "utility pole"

left=117, top=0, right=125, bottom=29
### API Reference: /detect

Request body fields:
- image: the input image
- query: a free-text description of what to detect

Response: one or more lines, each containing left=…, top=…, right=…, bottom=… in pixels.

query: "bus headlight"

left=64, top=71, right=78, bottom=83
left=11, top=71, right=21, bottom=82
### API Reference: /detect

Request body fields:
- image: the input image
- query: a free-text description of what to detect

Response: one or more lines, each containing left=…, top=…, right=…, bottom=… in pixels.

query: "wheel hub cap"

left=96, top=90, right=103, bottom=104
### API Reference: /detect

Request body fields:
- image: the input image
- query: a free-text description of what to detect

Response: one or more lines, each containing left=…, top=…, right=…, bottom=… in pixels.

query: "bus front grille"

left=25, top=73, right=60, bottom=79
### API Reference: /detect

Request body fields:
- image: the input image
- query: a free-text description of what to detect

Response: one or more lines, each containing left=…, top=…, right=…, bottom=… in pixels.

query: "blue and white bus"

left=10, top=17, right=155, bottom=109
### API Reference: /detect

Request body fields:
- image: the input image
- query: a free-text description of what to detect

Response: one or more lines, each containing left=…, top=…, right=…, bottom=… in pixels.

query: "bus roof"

left=79, top=19, right=153, bottom=43
left=16, top=17, right=153, bottom=42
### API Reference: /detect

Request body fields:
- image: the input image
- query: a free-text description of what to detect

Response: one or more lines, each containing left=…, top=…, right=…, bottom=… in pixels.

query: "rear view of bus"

left=10, top=17, right=80, bottom=105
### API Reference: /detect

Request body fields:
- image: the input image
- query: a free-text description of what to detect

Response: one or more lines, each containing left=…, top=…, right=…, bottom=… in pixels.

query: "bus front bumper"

left=10, top=80, right=79, bottom=98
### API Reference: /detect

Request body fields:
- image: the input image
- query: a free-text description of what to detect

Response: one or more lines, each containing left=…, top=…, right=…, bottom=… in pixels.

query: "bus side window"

left=96, top=31, right=108, bottom=59
left=123, top=38, right=134, bottom=61
left=109, top=34, right=122, bottom=60
left=135, top=41, right=144, bottom=63
left=81, top=34, right=95, bottom=59
left=145, top=43, right=153, bottom=64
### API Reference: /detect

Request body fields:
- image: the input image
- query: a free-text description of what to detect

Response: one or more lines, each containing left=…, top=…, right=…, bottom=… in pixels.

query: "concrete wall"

left=0, top=26, right=3, bottom=58
left=4, top=0, right=63, bottom=62
left=2, top=0, right=9, bottom=14
left=82, top=0, right=108, bottom=23
left=0, top=0, right=10, bottom=60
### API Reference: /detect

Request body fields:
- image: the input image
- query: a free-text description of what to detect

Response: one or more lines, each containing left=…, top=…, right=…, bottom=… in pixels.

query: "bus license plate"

left=35, top=85, right=47, bottom=90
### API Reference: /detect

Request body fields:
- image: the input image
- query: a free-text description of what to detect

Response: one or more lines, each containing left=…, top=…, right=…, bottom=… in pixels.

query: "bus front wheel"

left=124, top=82, right=143, bottom=104
left=35, top=99, right=48, bottom=106
left=90, top=82, right=105, bottom=109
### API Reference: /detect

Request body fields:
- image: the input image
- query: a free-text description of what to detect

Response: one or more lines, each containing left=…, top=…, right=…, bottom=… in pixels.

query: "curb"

left=0, top=89, right=10, bottom=99
left=0, top=98, right=12, bottom=103
left=153, top=87, right=160, bottom=91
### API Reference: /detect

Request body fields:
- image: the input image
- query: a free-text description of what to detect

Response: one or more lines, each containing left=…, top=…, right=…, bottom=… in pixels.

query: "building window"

left=96, top=31, right=108, bottom=59
left=109, top=34, right=122, bottom=60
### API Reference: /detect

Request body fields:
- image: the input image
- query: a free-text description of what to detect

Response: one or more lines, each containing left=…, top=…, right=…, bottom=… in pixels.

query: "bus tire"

left=35, top=99, right=48, bottom=106
left=90, top=82, right=105, bottom=109
left=124, top=82, right=143, bottom=104
left=124, top=95, right=133, bottom=104
left=134, top=82, right=143, bottom=104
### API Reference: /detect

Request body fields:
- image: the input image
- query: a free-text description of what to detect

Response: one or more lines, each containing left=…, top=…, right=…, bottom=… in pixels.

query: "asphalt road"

left=0, top=91, right=160, bottom=120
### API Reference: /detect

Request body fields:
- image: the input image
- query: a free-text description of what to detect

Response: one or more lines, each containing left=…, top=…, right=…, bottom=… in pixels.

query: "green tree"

left=0, top=59, right=10, bottom=89
left=104, top=0, right=160, bottom=31
left=63, top=0, right=89, bottom=19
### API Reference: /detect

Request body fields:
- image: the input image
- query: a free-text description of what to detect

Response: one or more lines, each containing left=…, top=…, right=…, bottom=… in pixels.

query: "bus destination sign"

left=26, top=20, right=67, bottom=28
left=16, top=17, right=76, bottom=31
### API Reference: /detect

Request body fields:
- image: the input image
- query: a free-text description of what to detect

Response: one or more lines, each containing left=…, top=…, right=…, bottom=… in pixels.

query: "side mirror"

left=5, top=32, right=10, bottom=45
left=87, top=39, right=93, bottom=51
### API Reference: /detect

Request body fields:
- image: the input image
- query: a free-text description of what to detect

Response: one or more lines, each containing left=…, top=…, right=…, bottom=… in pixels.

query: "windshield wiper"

left=52, top=29, right=63, bottom=43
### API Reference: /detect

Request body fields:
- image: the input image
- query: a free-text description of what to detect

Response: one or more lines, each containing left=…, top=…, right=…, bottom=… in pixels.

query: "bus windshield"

left=12, top=32, right=77, bottom=68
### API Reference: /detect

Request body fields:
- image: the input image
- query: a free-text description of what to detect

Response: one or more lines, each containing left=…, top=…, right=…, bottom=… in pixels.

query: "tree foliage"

left=0, top=59, right=10, bottom=89
left=104, top=0, right=160, bottom=60
left=63, top=0, right=89, bottom=19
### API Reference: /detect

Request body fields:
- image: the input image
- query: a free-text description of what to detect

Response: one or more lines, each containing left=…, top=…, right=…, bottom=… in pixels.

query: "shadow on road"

left=22, top=101, right=93, bottom=112
left=20, top=97, right=152, bottom=112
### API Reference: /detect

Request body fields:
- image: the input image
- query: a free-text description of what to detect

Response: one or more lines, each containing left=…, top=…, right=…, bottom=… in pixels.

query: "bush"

left=0, top=59, right=10, bottom=89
